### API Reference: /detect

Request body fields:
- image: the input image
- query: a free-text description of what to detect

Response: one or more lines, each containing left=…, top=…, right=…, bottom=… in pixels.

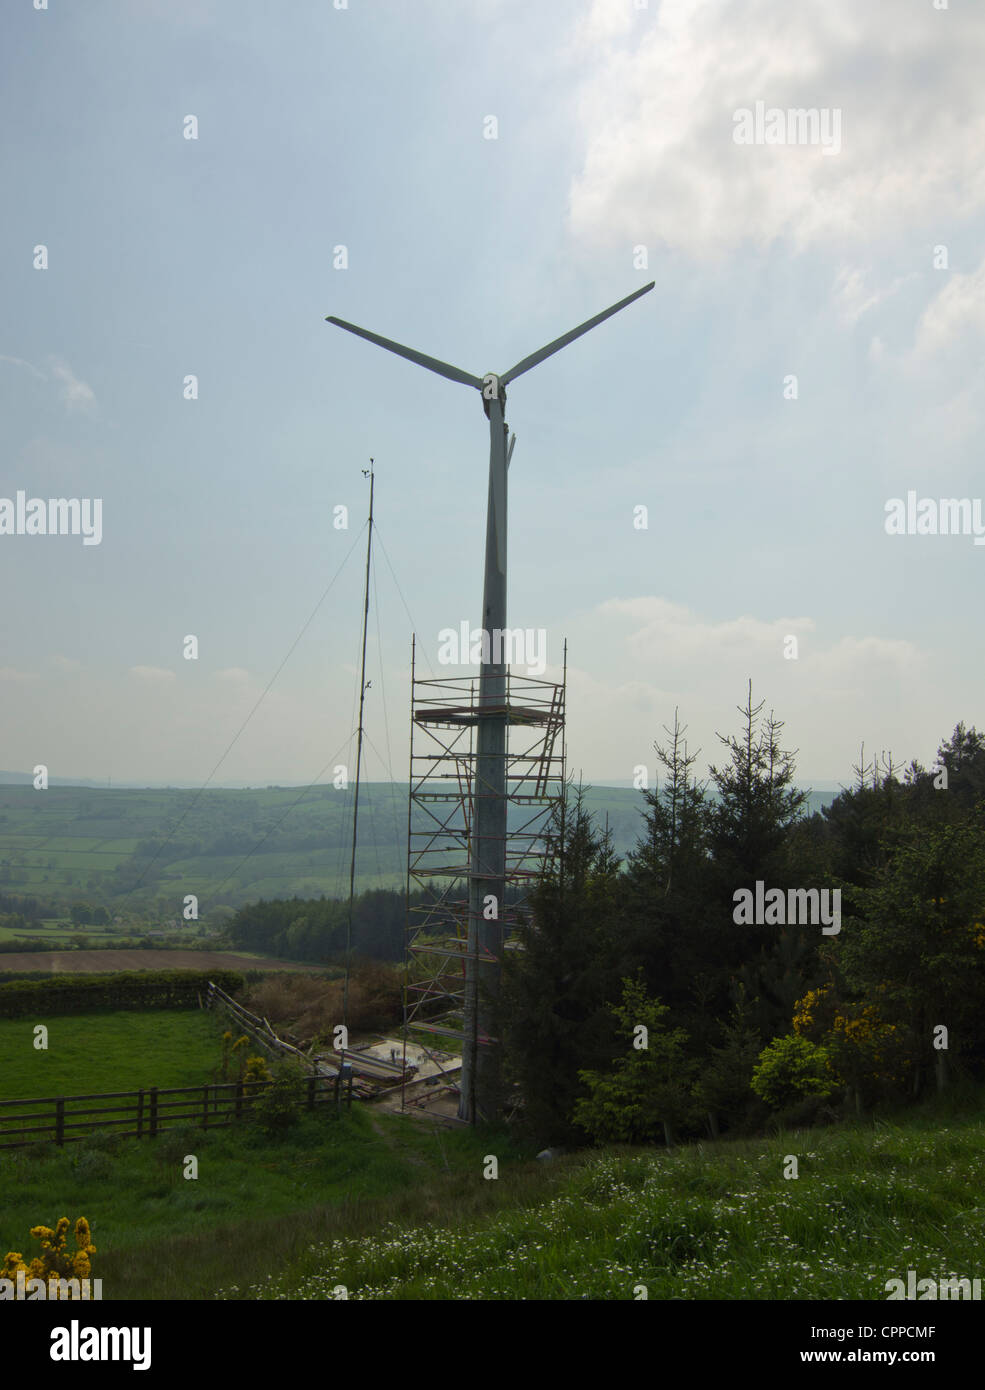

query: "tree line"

left=225, top=887, right=412, bottom=962
left=496, top=689, right=985, bottom=1145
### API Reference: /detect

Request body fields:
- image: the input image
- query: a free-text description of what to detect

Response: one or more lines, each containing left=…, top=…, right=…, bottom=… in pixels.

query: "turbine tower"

left=326, top=280, right=655, bottom=1122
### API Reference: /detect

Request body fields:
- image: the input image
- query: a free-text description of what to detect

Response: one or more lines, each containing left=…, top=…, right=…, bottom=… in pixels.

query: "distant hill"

left=0, top=780, right=840, bottom=916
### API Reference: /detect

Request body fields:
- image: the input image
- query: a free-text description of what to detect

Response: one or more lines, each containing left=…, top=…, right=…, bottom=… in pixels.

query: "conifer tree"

left=572, top=975, right=696, bottom=1147
left=623, top=710, right=710, bottom=1022
left=842, top=819, right=985, bottom=1092
left=706, top=683, right=811, bottom=1041
left=496, top=784, right=624, bottom=1144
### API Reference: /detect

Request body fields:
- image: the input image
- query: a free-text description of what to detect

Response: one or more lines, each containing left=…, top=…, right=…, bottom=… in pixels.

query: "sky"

left=2, top=0, right=983, bottom=792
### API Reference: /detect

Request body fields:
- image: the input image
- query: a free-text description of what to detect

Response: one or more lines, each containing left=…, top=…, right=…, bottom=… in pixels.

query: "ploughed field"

left=0, top=949, right=325, bottom=974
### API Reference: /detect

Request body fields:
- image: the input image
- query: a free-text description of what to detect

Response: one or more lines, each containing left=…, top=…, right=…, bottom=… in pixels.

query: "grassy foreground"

left=4, top=1090, right=983, bottom=1300
left=0, top=1106, right=535, bottom=1299
left=225, top=1094, right=985, bottom=1302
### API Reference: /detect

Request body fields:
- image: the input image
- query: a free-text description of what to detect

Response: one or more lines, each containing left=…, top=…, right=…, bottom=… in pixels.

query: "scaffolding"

left=402, top=637, right=566, bottom=1109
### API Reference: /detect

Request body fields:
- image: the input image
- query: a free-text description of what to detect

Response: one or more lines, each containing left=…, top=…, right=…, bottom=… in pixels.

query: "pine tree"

left=706, top=683, right=812, bottom=1042
left=572, top=975, right=696, bottom=1147
left=496, top=784, right=625, bottom=1144
left=623, top=710, right=710, bottom=1021
left=842, top=819, right=985, bottom=1093
left=708, top=681, right=807, bottom=885
left=690, top=990, right=765, bottom=1137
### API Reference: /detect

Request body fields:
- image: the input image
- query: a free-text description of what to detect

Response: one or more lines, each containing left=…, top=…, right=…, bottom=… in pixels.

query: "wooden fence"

left=0, top=1072, right=347, bottom=1150
left=204, top=978, right=407, bottom=1092
left=0, top=978, right=399, bottom=1149
left=204, top=978, right=316, bottom=1071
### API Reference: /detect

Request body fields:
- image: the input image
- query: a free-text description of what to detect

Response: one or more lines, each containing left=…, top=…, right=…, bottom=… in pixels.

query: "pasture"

left=0, top=1009, right=230, bottom=1101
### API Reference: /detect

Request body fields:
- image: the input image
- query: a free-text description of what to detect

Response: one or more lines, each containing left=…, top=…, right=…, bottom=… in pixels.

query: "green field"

left=0, top=921, right=120, bottom=944
left=0, top=783, right=410, bottom=911
left=0, top=781, right=838, bottom=916
left=0, top=1010, right=230, bottom=1101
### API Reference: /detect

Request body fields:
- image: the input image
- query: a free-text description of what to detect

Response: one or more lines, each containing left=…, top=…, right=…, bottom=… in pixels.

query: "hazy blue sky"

left=2, top=0, right=983, bottom=790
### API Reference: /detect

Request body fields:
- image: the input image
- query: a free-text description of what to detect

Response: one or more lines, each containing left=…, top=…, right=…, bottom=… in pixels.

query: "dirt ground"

left=372, top=1070, right=466, bottom=1125
left=0, top=949, right=326, bottom=975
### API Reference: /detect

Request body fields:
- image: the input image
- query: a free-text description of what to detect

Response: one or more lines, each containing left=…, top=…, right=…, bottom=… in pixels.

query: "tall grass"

left=4, top=1084, right=982, bottom=1301
left=225, top=1095, right=985, bottom=1301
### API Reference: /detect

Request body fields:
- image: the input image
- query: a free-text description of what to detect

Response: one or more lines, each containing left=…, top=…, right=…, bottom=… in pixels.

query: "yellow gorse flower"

left=3, top=1217, right=96, bottom=1290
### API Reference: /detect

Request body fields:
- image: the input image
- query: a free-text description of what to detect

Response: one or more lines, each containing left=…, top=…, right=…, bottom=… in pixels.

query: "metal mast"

left=327, top=282, right=654, bottom=1121
left=342, top=463, right=374, bottom=1033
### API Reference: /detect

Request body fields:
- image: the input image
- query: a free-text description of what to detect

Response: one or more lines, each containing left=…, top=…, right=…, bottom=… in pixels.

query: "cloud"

left=565, top=0, right=985, bottom=260
left=597, top=596, right=815, bottom=671
left=128, top=666, right=177, bottom=684
left=551, top=595, right=926, bottom=780
left=48, top=360, right=96, bottom=412
left=831, top=266, right=915, bottom=328
left=213, top=667, right=251, bottom=683
left=0, top=355, right=96, bottom=411
left=907, top=255, right=985, bottom=370
left=856, top=251, right=985, bottom=454
left=0, top=667, right=40, bottom=683
left=0, top=355, right=46, bottom=381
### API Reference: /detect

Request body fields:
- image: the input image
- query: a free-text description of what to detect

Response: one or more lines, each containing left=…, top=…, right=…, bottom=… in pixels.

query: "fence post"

left=137, top=1088, right=144, bottom=1139
left=203, top=1084, right=209, bottom=1129
left=307, top=1075, right=316, bottom=1111
left=235, top=1081, right=243, bottom=1120
left=149, top=1087, right=158, bottom=1138
left=55, top=1098, right=65, bottom=1146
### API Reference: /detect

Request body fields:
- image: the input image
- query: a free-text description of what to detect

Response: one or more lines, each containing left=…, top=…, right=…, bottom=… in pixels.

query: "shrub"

left=2, top=1217, right=96, bottom=1286
left=240, top=962, right=401, bottom=1041
left=825, top=1004, right=912, bottom=1099
left=0, top=970, right=245, bottom=1018
left=250, top=1064, right=305, bottom=1137
left=72, top=1149, right=114, bottom=1183
left=83, top=1130, right=123, bottom=1156
left=155, top=1123, right=201, bottom=1169
left=244, top=1055, right=272, bottom=1086
left=573, top=977, right=697, bottom=1146
left=751, top=1034, right=837, bottom=1110
left=22, top=1140, right=57, bottom=1162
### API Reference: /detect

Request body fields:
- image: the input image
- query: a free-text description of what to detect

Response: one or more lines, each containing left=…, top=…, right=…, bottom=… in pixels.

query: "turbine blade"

left=326, top=316, right=483, bottom=390
left=499, top=282, right=655, bottom=387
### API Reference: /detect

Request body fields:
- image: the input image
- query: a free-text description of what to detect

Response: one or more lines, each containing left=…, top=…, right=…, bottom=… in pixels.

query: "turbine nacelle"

left=481, top=373, right=504, bottom=419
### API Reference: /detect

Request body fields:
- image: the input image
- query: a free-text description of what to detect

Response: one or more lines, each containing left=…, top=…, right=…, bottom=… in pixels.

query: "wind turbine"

left=326, top=280, right=655, bottom=1123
